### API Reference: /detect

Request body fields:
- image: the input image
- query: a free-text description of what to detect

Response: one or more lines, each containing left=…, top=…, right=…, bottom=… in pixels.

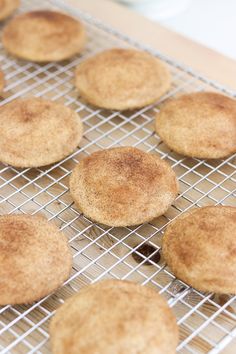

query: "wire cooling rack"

left=0, top=0, right=235, bottom=353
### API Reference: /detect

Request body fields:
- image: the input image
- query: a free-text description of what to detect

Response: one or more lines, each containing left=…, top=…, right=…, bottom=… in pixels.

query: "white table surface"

left=119, top=0, right=236, bottom=60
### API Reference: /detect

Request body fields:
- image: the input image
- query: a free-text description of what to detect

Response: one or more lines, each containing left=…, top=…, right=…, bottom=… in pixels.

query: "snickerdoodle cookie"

left=70, top=147, right=178, bottom=226
left=2, top=10, right=86, bottom=61
left=50, top=280, right=179, bottom=354
left=75, top=48, right=171, bottom=110
left=0, top=97, right=83, bottom=167
left=162, top=206, right=236, bottom=294
left=0, top=214, right=72, bottom=305
left=155, top=92, right=236, bottom=159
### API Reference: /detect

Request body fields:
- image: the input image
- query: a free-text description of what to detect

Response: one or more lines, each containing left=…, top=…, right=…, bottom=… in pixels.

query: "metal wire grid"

left=0, top=0, right=235, bottom=353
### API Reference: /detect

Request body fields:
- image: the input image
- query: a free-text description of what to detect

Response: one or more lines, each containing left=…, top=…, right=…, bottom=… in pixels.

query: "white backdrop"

left=116, top=0, right=236, bottom=60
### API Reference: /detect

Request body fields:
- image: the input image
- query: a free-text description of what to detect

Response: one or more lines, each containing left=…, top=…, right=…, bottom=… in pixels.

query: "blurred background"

left=110, top=0, right=235, bottom=60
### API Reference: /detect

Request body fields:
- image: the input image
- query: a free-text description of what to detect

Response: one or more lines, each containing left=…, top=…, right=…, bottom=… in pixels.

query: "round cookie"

left=70, top=147, right=178, bottom=226
left=50, top=280, right=179, bottom=354
left=0, top=97, right=83, bottom=168
left=155, top=92, right=236, bottom=159
left=75, top=48, right=171, bottom=110
left=2, top=10, right=86, bottom=62
left=0, top=214, right=72, bottom=305
left=0, top=0, right=19, bottom=21
left=162, top=206, right=236, bottom=294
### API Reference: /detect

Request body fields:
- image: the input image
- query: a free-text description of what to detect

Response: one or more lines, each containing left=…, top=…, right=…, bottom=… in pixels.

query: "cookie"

left=70, top=147, right=178, bottom=226
left=0, top=0, right=19, bottom=21
left=155, top=92, right=236, bottom=159
left=0, top=214, right=72, bottom=305
left=2, top=10, right=86, bottom=61
left=75, top=48, right=171, bottom=110
left=0, top=97, right=83, bottom=167
left=50, top=280, right=178, bottom=354
left=162, top=206, right=236, bottom=294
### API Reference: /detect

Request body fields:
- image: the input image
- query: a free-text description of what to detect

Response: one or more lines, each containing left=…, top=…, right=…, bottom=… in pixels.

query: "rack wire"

left=0, top=0, right=235, bottom=353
